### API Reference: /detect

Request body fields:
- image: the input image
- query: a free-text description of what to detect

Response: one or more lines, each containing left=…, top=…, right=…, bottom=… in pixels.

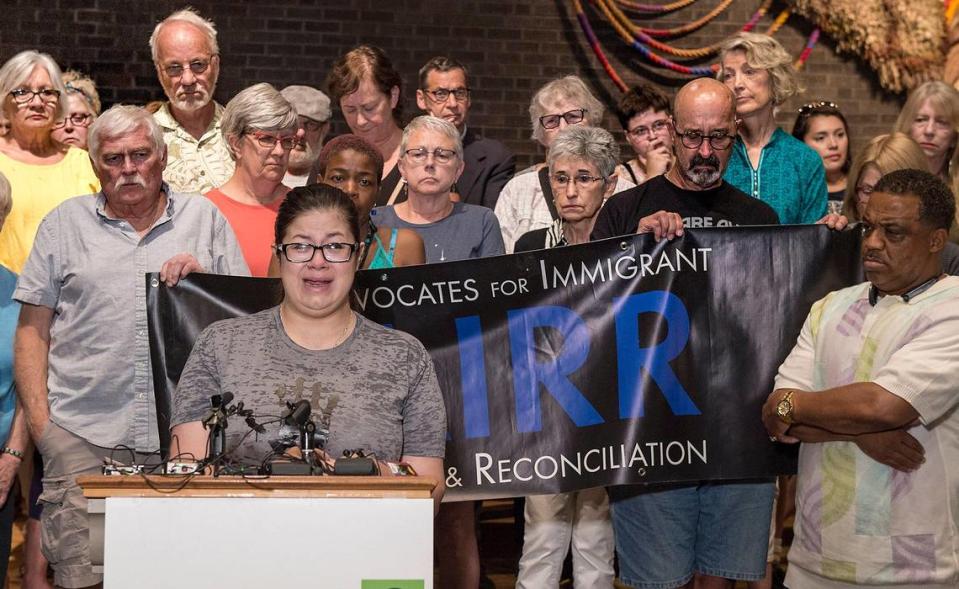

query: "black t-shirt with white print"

left=590, top=174, right=780, bottom=240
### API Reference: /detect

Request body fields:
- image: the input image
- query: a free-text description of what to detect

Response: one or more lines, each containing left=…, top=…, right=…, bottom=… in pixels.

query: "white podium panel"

left=79, top=475, right=437, bottom=589
left=103, top=496, right=433, bottom=588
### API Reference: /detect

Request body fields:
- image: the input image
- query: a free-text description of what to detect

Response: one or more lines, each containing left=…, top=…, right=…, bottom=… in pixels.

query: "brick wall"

left=1, top=0, right=903, bottom=169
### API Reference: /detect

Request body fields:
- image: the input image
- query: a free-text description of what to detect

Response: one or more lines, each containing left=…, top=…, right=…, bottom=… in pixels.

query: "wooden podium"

left=79, top=474, right=437, bottom=588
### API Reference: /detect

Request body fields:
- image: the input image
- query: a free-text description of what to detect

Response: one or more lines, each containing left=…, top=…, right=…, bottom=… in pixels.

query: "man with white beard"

left=280, top=85, right=331, bottom=187
left=149, top=8, right=233, bottom=193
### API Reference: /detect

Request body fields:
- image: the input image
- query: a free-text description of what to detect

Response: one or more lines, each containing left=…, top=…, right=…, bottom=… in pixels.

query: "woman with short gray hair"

left=495, top=75, right=634, bottom=253
left=207, top=83, right=300, bottom=276
left=513, top=127, right=619, bottom=588
left=0, top=50, right=99, bottom=274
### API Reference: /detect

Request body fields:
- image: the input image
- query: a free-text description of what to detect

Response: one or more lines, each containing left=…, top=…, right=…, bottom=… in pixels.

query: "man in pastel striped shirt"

left=763, top=168, right=959, bottom=589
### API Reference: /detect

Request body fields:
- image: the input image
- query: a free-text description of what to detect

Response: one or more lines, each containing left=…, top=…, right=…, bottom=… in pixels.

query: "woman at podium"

left=168, top=184, right=447, bottom=506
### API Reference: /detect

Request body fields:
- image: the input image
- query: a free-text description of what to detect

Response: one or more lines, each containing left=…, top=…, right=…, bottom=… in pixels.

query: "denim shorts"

left=609, top=480, right=776, bottom=589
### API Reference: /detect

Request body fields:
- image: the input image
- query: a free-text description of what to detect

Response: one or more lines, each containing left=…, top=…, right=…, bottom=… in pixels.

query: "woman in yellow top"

left=0, top=50, right=99, bottom=272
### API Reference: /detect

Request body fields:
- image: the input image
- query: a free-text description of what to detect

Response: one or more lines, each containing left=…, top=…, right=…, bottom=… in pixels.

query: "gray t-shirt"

left=171, top=308, right=446, bottom=466
left=371, top=201, right=505, bottom=263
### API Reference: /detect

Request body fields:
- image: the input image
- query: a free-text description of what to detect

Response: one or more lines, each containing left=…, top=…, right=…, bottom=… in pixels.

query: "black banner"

left=148, top=226, right=862, bottom=500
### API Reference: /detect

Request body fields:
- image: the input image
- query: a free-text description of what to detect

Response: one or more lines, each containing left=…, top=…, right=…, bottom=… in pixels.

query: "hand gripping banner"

left=148, top=226, right=862, bottom=500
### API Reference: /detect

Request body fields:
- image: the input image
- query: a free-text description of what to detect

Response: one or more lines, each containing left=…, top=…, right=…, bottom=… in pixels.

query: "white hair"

left=221, top=83, right=299, bottom=159
left=0, top=50, right=68, bottom=121
left=547, top=126, right=620, bottom=179
left=87, top=105, right=166, bottom=163
left=149, top=7, right=219, bottom=63
left=529, top=75, right=605, bottom=144
left=400, top=115, right=463, bottom=158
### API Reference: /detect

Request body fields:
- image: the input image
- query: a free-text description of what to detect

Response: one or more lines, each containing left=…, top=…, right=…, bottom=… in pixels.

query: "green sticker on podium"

left=361, top=581, right=424, bottom=589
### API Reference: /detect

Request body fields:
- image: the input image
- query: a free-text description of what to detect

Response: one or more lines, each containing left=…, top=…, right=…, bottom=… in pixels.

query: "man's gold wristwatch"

left=776, top=391, right=796, bottom=425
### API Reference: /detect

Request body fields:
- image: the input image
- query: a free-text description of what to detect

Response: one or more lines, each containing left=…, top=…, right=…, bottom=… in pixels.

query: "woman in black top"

left=515, top=126, right=620, bottom=252
left=513, top=125, right=620, bottom=588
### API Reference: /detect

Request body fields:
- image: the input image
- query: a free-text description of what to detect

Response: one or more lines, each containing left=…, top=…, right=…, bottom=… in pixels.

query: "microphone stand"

left=202, top=394, right=232, bottom=477
left=300, top=419, right=317, bottom=472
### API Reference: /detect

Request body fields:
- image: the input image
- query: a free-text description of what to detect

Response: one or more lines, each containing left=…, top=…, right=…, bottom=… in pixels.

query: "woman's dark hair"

left=792, top=101, right=851, bottom=174
left=617, top=83, right=671, bottom=130
left=315, top=134, right=385, bottom=181
left=274, top=184, right=362, bottom=250
left=326, top=45, right=403, bottom=123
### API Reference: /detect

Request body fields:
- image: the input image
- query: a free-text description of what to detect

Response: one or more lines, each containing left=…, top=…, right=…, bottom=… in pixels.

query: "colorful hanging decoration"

left=787, top=0, right=945, bottom=92
left=574, top=0, right=821, bottom=90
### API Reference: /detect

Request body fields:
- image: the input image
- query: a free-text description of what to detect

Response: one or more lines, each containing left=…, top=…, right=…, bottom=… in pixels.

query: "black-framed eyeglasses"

left=627, top=119, right=670, bottom=138
left=53, top=113, right=94, bottom=129
left=674, top=128, right=735, bottom=150
left=9, top=87, right=60, bottom=104
left=404, top=147, right=458, bottom=165
left=275, top=242, right=359, bottom=263
left=423, top=87, right=471, bottom=103
left=549, top=172, right=606, bottom=187
left=161, top=58, right=213, bottom=78
left=539, top=108, right=587, bottom=130
left=247, top=130, right=298, bottom=151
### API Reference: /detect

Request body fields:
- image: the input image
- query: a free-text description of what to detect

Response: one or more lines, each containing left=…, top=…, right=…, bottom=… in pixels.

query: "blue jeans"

left=609, top=480, right=775, bottom=589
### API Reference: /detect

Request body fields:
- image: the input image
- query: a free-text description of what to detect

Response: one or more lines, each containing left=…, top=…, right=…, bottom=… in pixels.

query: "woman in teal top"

left=0, top=172, right=27, bottom=582
left=314, top=134, right=425, bottom=269
left=719, top=32, right=828, bottom=225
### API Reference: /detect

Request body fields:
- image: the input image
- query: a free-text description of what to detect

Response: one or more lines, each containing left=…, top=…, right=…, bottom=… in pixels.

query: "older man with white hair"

left=150, top=7, right=233, bottom=193
left=14, top=105, right=247, bottom=588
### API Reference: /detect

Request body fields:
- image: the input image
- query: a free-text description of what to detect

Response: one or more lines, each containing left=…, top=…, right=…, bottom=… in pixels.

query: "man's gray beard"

left=172, top=93, right=211, bottom=113
left=287, top=142, right=317, bottom=175
left=684, top=167, right=721, bottom=188
left=170, top=81, right=215, bottom=114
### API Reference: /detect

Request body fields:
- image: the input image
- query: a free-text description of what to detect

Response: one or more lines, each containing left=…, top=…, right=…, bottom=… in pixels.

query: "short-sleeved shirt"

left=590, top=175, right=780, bottom=241
left=372, top=201, right=505, bottom=263
left=13, top=188, right=250, bottom=451
left=723, top=128, right=828, bottom=225
left=154, top=102, right=234, bottom=194
left=0, top=147, right=100, bottom=273
left=0, top=266, right=19, bottom=447
left=171, top=308, right=446, bottom=465
left=494, top=165, right=634, bottom=253
left=205, top=188, right=286, bottom=277
left=775, top=276, right=959, bottom=588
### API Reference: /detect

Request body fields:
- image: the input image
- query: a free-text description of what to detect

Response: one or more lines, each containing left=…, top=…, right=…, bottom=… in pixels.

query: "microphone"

left=245, top=415, right=266, bottom=433
left=219, top=392, right=235, bottom=408
left=283, top=400, right=312, bottom=427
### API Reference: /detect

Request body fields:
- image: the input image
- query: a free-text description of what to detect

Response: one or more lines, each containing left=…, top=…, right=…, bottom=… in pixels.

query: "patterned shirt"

left=14, top=187, right=249, bottom=451
left=154, top=102, right=234, bottom=194
left=724, top=128, right=828, bottom=224
left=775, top=277, right=959, bottom=588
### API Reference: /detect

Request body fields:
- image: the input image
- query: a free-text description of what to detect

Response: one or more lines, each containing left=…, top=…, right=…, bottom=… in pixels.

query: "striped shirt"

left=776, top=277, right=959, bottom=588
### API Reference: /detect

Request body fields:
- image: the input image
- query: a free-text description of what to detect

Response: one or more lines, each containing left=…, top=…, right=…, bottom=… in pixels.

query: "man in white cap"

left=280, top=85, right=332, bottom=187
